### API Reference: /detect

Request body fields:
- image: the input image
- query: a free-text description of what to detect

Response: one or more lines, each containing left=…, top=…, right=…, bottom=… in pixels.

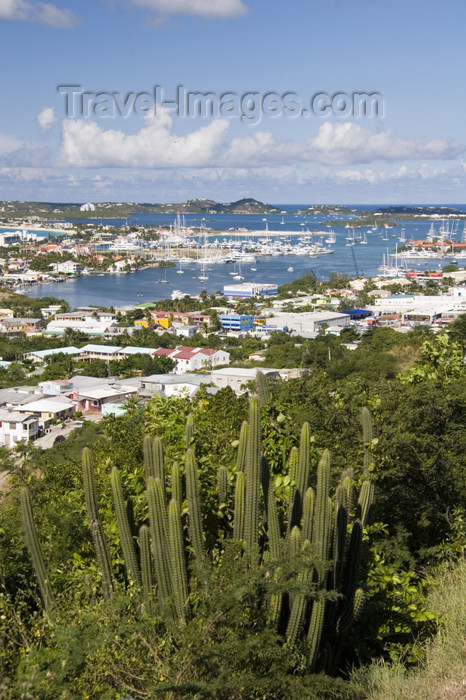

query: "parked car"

left=53, top=434, right=65, bottom=444
left=74, top=421, right=84, bottom=429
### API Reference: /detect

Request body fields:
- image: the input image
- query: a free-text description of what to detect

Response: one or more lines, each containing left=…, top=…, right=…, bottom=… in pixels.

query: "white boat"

left=287, top=266, right=294, bottom=272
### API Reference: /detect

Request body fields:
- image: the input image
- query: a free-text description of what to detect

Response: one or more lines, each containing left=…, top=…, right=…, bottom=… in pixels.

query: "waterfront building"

left=223, top=283, right=278, bottom=298
left=219, top=314, right=254, bottom=332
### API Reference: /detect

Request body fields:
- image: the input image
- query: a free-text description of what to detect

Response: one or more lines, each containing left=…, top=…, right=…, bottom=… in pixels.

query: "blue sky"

left=1, top=0, right=465, bottom=204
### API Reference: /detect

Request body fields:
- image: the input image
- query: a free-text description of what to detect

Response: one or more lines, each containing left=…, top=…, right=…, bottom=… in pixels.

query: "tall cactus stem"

left=20, top=487, right=54, bottom=609
left=82, top=447, right=114, bottom=598
left=168, top=499, right=189, bottom=622
left=236, top=420, right=248, bottom=474
left=233, top=470, right=245, bottom=541
left=185, top=413, right=194, bottom=449
left=302, top=487, right=315, bottom=542
left=307, top=598, right=326, bottom=670
left=361, top=407, right=374, bottom=476
left=171, top=461, right=182, bottom=512
left=217, top=465, right=228, bottom=504
left=267, top=485, right=280, bottom=561
left=244, top=396, right=261, bottom=561
left=110, top=467, right=141, bottom=588
left=185, top=449, right=205, bottom=558
left=143, top=435, right=155, bottom=481
left=139, top=524, right=154, bottom=607
left=147, top=477, right=172, bottom=609
left=286, top=446, right=299, bottom=536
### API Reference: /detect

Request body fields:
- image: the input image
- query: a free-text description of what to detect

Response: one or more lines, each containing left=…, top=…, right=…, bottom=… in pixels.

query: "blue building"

left=219, top=314, right=255, bottom=332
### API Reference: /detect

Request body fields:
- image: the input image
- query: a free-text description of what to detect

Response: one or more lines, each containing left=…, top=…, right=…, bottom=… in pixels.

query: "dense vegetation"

left=0, top=325, right=466, bottom=698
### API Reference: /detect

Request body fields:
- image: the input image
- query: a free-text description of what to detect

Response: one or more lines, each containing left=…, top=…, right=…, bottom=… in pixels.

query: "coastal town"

left=0, top=219, right=464, bottom=449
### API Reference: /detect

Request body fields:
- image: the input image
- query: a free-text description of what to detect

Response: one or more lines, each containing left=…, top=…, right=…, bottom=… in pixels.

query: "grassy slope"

left=354, top=560, right=466, bottom=700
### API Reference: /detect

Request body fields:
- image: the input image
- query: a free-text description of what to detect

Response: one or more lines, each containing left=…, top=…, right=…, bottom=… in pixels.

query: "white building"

left=45, top=312, right=117, bottom=336
left=54, top=260, right=82, bottom=275
left=257, top=311, right=350, bottom=337
left=211, top=367, right=280, bottom=394
left=0, top=409, right=39, bottom=446
left=80, top=203, right=96, bottom=212
left=154, top=346, right=230, bottom=374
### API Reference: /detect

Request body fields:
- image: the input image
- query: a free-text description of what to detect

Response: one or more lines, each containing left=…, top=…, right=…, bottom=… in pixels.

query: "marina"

left=19, top=209, right=466, bottom=308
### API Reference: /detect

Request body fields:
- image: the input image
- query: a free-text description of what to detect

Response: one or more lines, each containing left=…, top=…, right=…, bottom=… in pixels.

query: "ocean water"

left=22, top=212, right=464, bottom=308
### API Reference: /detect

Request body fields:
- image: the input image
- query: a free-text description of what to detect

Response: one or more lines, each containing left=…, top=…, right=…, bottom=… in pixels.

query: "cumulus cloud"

left=332, top=161, right=466, bottom=186
left=58, top=114, right=464, bottom=172
left=224, top=122, right=464, bottom=166
left=0, top=0, right=78, bottom=27
left=37, top=106, right=57, bottom=131
left=0, top=133, right=24, bottom=155
left=59, top=111, right=230, bottom=168
left=130, top=0, right=247, bottom=19
left=0, top=131, right=50, bottom=167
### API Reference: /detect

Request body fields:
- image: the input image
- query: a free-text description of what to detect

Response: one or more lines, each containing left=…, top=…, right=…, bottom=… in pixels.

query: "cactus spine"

left=244, top=396, right=261, bottom=561
left=139, top=524, right=154, bottom=607
left=20, top=487, right=54, bottom=609
left=82, top=447, right=114, bottom=598
left=110, top=467, right=141, bottom=588
left=185, top=449, right=205, bottom=558
left=144, top=436, right=165, bottom=490
left=147, top=477, right=172, bottom=609
left=307, top=598, right=326, bottom=669
left=235, top=420, right=248, bottom=473
left=171, top=461, right=182, bottom=512
left=143, top=434, right=155, bottom=481
left=255, top=370, right=270, bottom=406
left=168, top=499, right=189, bottom=622
left=286, top=539, right=311, bottom=645
left=185, top=413, right=194, bottom=448
left=312, top=450, right=331, bottom=570
left=286, top=446, right=299, bottom=535
left=233, top=470, right=245, bottom=541
left=217, top=465, right=228, bottom=504
left=361, top=406, right=373, bottom=475
left=302, top=487, right=315, bottom=543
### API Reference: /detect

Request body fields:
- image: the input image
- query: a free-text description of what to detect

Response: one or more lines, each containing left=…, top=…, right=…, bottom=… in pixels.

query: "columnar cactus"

left=244, top=396, right=261, bottom=560
left=139, top=524, right=154, bottom=607
left=185, top=413, right=194, bottom=448
left=217, top=465, right=228, bottom=504
left=20, top=488, right=54, bottom=609
left=235, top=420, right=248, bottom=474
left=110, top=467, right=141, bottom=588
left=233, top=470, right=245, bottom=541
left=185, top=449, right=205, bottom=558
left=82, top=447, right=114, bottom=598
left=147, top=477, right=172, bottom=610
left=168, top=499, right=189, bottom=622
left=19, top=398, right=376, bottom=677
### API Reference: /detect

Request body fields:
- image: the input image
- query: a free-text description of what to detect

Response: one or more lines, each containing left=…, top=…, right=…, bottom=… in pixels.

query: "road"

left=34, top=414, right=102, bottom=449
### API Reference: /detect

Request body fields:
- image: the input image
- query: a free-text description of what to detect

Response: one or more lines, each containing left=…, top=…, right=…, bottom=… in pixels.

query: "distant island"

left=0, top=199, right=464, bottom=224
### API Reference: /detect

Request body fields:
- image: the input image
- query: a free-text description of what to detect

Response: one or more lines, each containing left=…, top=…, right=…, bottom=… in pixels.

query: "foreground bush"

left=5, top=397, right=377, bottom=698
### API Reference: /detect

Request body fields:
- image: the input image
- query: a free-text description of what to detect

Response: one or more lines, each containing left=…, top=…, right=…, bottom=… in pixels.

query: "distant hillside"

left=0, top=198, right=281, bottom=220
left=376, top=205, right=466, bottom=216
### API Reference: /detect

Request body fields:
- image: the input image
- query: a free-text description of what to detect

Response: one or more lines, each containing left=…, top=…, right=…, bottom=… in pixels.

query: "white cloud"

left=224, top=122, right=464, bottom=166
left=37, top=106, right=57, bottom=131
left=0, top=133, right=24, bottom=155
left=59, top=111, right=230, bottom=168
left=0, top=0, right=78, bottom=27
left=58, top=114, right=465, bottom=174
left=0, top=131, right=50, bottom=167
left=130, top=0, right=247, bottom=19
